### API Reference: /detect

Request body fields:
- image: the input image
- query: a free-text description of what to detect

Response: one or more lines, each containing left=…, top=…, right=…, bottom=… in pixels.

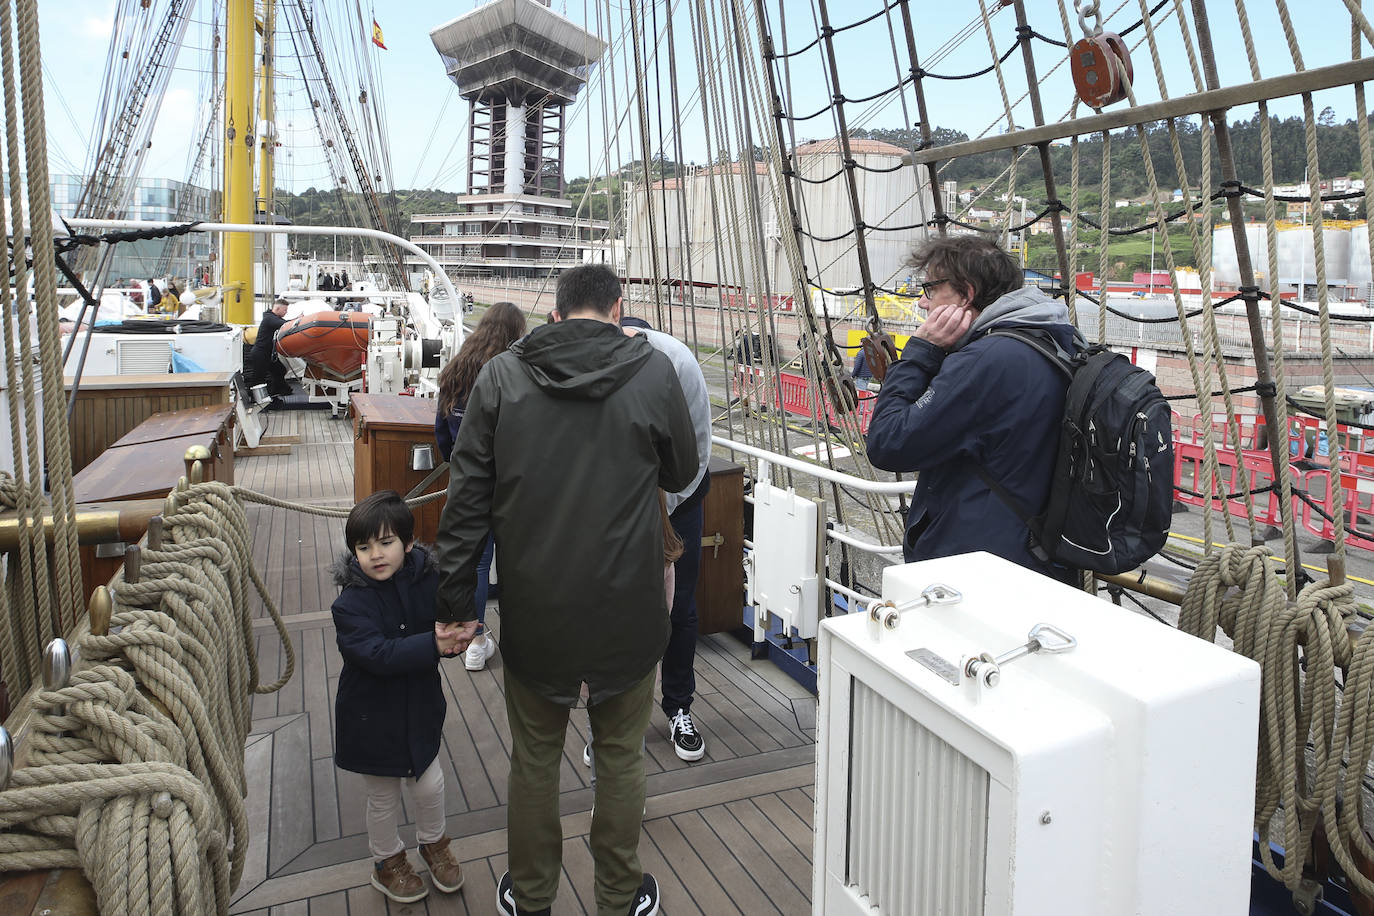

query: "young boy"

left=331, top=490, right=464, bottom=903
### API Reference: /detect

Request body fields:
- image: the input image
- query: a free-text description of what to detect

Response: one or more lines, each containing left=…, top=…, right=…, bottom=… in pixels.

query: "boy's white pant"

left=362, top=760, right=446, bottom=859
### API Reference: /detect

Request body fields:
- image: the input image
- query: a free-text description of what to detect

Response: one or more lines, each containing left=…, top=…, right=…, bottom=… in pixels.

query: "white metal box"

left=814, top=552, right=1260, bottom=916
left=62, top=328, right=243, bottom=376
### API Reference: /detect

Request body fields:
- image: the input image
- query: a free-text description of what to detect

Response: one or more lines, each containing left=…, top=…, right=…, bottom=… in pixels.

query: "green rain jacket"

left=436, top=318, right=698, bottom=705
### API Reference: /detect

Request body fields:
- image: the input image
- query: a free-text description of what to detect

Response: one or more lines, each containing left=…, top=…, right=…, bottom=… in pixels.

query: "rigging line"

left=814, top=0, right=882, bottom=328
left=1072, top=289, right=1206, bottom=322
left=713, top=0, right=786, bottom=461
left=651, top=0, right=671, bottom=330
left=40, top=61, right=86, bottom=147
left=747, top=6, right=884, bottom=484
left=664, top=0, right=698, bottom=345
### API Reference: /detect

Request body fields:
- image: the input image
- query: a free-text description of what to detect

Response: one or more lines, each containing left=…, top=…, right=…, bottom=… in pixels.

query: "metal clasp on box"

left=867, top=583, right=962, bottom=631
left=964, top=623, right=1077, bottom=689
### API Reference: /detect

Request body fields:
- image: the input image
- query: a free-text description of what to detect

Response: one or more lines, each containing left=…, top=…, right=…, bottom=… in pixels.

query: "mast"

left=222, top=0, right=255, bottom=324
left=257, top=0, right=278, bottom=297
left=257, top=0, right=277, bottom=222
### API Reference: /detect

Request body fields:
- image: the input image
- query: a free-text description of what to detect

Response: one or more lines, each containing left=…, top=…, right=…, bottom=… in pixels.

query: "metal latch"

left=867, top=583, right=962, bottom=631
left=701, top=532, right=725, bottom=558
left=965, top=623, right=1076, bottom=688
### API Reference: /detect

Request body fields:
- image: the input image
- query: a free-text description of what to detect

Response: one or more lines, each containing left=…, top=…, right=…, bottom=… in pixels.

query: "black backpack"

left=977, top=327, right=1174, bottom=575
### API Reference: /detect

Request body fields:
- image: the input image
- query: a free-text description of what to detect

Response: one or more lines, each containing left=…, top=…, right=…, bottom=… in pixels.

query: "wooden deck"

left=228, top=410, right=818, bottom=914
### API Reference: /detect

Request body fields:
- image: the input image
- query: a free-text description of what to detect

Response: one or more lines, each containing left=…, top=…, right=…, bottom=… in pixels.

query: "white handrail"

left=711, top=434, right=913, bottom=494
left=61, top=218, right=461, bottom=314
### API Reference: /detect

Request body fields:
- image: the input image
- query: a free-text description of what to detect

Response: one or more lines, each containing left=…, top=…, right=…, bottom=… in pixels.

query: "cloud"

left=80, top=15, right=113, bottom=40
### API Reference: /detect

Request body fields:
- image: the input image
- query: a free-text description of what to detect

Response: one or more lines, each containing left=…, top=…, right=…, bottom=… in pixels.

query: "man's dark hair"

left=619, top=314, right=653, bottom=330
left=910, top=235, right=1023, bottom=311
left=555, top=264, right=622, bottom=317
left=345, top=489, right=414, bottom=548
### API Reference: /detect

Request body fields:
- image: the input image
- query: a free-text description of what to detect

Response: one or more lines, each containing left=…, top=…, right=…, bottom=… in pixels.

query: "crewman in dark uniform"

left=248, top=298, right=293, bottom=400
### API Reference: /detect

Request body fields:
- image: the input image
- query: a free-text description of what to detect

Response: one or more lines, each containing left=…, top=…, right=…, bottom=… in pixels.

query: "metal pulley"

left=1070, top=31, right=1133, bottom=109
left=859, top=318, right=900, bottom=383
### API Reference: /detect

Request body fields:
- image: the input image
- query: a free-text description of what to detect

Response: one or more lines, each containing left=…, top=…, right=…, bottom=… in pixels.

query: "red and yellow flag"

left=371, top=19, right=387, bottom=50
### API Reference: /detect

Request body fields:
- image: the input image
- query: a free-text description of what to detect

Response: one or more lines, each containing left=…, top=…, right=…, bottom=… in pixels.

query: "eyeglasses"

left=920, top=278, right=950, bottom=297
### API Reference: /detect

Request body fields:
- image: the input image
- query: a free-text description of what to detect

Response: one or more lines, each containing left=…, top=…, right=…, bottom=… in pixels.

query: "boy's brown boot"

left=371, top=851, right=428, bottom=903
left=419, top=836, right=465, bottom=893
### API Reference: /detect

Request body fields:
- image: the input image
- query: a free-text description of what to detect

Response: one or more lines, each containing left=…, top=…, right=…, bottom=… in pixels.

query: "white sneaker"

left=463, top=633, right=496, bottom=671
left=582, top=743, right=592, bottom=767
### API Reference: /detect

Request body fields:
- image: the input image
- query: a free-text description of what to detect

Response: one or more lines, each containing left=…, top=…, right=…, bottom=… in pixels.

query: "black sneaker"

left=668, top=708, right=705, bottom=761
left=626, top=873, right=660, bottom=916
left=496, top=871, right=551, bottom=916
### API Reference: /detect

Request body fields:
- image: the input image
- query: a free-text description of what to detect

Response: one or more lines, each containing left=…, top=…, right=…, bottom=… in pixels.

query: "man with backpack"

left=867, top=235, right=1173, bottom=581
left=868, top=235, right=1079, bottom=583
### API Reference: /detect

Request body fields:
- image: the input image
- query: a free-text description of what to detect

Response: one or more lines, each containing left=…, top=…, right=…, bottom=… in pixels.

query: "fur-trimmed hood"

left=330, top=543, right=435, bottom=591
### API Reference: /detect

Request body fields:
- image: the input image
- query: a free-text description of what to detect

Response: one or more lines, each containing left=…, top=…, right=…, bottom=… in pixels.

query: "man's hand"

left=436, top=620, right=480, bottom=657
left=914, top=303, right=974, bottom=351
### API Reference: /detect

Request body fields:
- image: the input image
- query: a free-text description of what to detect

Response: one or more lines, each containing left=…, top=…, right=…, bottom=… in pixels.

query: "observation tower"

left=413, top=0, right=609, bottom=280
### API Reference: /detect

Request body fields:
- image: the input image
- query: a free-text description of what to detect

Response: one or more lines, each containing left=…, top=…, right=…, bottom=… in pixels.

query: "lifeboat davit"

left=275, top=311, right=371, bottom=380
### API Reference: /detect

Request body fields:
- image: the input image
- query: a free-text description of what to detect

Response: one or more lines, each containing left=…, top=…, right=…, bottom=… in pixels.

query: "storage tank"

left=625, top=137, right=934, bottom=302
left=1350, top=223, right=1370, bottom=291
left=1211, top=224, right=1268, bottom=287
left=1276, top=225, right=1351, bottom=286
left=790, top=138, right=931, bottom=292
left=1215, top=224, right=1354, bottom=289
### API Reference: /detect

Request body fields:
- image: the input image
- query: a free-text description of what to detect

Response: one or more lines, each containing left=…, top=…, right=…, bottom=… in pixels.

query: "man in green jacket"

left=436, top=264, right=698, bottom=916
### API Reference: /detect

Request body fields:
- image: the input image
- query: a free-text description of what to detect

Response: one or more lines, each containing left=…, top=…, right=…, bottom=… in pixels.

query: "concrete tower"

left=414, top=0, right=609, bottom=280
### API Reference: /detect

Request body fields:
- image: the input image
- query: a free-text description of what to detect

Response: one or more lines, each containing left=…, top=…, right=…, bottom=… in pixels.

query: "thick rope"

left=0, top=481, right=293, bottom=913
left=16, top=0, right=80, bottom=637
left=1181, top=545, right=1374, bottom=895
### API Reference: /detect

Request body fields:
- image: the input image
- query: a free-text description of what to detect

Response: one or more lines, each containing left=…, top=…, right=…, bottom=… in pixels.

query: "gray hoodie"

left=957, top=284, right=1073, bottom=350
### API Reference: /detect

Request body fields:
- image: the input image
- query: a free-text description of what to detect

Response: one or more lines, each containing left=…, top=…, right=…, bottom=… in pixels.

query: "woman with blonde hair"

left=434, top=300, right=526, bottom=670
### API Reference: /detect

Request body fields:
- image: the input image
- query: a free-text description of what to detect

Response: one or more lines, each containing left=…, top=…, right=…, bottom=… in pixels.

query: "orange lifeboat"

left=275, top=311, right=371, bottom=380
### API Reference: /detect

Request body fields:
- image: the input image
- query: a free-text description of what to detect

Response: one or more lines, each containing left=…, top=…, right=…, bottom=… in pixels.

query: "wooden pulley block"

left=860, top=330, right=900, bottom=383
left=1070, top=32, right=1132, bottom=108
left=826, top=373, right=860, bottom=415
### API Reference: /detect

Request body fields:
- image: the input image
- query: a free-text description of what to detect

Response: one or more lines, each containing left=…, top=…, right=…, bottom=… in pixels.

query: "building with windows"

left=49, top=174, right=217, bottom=286
left=414, top=0, right=608, bottom=281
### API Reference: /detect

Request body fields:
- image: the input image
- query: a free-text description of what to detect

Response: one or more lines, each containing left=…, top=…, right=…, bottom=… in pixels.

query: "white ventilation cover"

left=814, top=552, right=1260, bottom=916
left=116, top=340, right=173, bottom=374
left=848, top=680, right=987, bottom=915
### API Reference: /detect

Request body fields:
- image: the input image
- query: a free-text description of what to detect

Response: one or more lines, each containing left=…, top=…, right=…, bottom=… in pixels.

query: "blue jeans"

left=475, top=532, right=494, bottom=630
left=661, top=490, right=705, bottom=717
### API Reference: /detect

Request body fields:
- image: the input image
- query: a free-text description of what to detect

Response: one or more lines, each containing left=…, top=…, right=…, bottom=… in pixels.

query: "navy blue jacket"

left=866, top=319, right=1076, bottom=581
left=331, top=545, right=445, bottom=777
left=434, top=398, right=464, bottom=463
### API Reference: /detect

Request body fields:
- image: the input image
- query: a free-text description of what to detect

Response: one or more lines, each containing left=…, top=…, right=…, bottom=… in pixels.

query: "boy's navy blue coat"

left=866, top=308, right=1076, bottom=581
left=331, top=544, right=445, bottom=778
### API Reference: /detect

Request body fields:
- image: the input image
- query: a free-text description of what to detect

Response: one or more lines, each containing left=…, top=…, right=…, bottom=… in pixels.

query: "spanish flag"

left=371, top=19, right=387, bottom=50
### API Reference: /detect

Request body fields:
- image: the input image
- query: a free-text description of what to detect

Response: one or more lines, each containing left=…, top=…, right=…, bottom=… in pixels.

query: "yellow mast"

left=222, top=0, right=256, bottom=325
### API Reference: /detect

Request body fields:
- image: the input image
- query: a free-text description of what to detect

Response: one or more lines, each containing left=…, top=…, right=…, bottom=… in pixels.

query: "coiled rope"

left=1179, top=544, right=1374, bottom=896
left=0, top=480, right=294, bottom=914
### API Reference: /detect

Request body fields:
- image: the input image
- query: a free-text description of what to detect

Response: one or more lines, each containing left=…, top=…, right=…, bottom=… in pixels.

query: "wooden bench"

left=65, top=372, right=231, bottom=474
left=71, top=404, right=234, bottom=602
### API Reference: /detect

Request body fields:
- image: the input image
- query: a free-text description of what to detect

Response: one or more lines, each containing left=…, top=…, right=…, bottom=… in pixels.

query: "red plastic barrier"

left=1293, top=466, right=1374, bottom=550
left=733, top=368, right=876, bottom=433
left=1173, top=440, right=1285, bottom=531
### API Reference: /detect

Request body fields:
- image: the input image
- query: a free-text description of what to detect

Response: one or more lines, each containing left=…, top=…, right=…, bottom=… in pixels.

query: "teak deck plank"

left=228, top=407, right=815, bottom=915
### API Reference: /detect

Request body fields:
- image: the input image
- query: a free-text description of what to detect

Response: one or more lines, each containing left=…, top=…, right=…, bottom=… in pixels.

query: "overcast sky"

left=42, top=0, right=1360, bottom=195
